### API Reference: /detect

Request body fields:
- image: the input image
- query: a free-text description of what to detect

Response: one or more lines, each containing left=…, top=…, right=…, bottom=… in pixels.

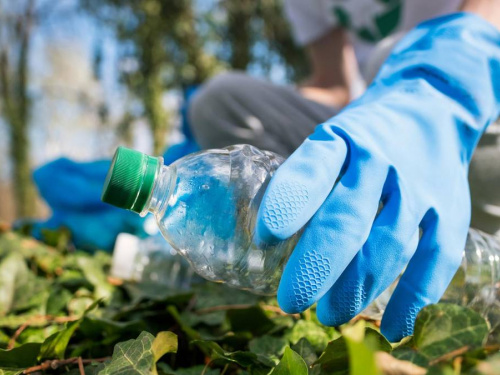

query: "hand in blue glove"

left=256, top=13, right=500, bottom=342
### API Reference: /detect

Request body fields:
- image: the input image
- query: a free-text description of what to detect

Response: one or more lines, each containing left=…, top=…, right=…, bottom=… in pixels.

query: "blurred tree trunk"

left=0, top=0, right=36, bottom=217
left=223, top=0, right=254, bottom=70
left=168, top=1, right=215, bottom=84
left=83, top=0, right=306, bottom=153
left=83, top=0, right=221, bottom=154
left=258, top=0, right=309, bottom=82
left=139, top=3, right=169, bottom=155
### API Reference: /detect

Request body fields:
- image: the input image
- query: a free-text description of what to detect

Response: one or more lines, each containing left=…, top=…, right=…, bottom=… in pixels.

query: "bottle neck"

left=140, top=163, right=177, bottom=218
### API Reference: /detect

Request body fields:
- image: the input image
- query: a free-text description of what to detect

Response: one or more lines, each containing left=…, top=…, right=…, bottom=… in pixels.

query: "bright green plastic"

left=101, top=146, right=159, bottom=213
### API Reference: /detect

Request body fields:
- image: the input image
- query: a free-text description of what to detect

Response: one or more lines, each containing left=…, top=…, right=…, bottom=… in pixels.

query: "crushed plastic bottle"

left=102, top=145, right=298, bottom=295
left=102, top=145, right=500, bottom=329
left=365, top=228, right=500, bottom=336
left=110, top=216, right=195, bottom=289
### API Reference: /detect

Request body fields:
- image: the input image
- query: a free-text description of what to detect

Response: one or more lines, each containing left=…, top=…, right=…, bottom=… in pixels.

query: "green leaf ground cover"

left=0, top=230, right=498, bottom=375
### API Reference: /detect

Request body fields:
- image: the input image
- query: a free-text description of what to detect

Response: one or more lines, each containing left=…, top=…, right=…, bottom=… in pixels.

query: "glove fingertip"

left=253, top=219, right=282, bottom=246
left=256, top=179, right=311, bottom=244
left=380, top=319, right=412, bottom=343
left=316, top=298, right=344, bottom=327
left=277, top=286, right=304, bottom=314
left=380, top=302, right=421, bottom=342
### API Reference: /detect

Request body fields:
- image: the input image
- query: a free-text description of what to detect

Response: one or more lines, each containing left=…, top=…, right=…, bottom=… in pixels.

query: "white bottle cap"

left=110, top=233, right=140, bottom=280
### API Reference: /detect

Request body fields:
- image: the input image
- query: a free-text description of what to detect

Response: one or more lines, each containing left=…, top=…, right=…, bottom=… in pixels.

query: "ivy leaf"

left=46, top=286, right=73, bottom=316
left=123, top=282, right=193, bottom=305
left=193, top=340, right=272, bottom=369
left=363, top=328, right=392, bottom=353
left=193, top=282, right=259, bottom=310
left=167, top=306, right=201, bottom=341
left=313, top=336, right=349, bottom=374
left=0, top=253, right=49, bottom=316
left=342, top=322, right=378, bottom=375
left=157, top=364, right=219, bottom=375
left=79, top=316, right=146, bottom=339
left=38, top=319, right=81, bottom=360
left=227, top=306, right=275, bottom=336
left=17, top=325, right=61, bottom=346
left=3, top=304, right=44, bottom=369
left=270, top=347, right=308, bottom=375
left=152, top=331, right=178, bottom=362
left=98, top=331, right=176, bottom=375
left=391, top=346, right=429, bottom=367
left=0, top=369, right=24, bottom=375
left=0, top=330, right=10, bottom=346
left=2, top=228, right=500, bottom=375
left=291, top=338, right=317, bottom=368
left=286, top=320, right=333, bottom=353
left=313, top=324, right=383, bottom=375
left=76, top=255, right=114, bottom=301
left=173, top=367, right=220, bottom=375
left=38, top=300, right=100, bottom=360
left=0, top=342, right=41, bottom=366
left=249, top=335, right=287, bottom=358
left=65, top=362, right=107, bottom=375
left=412, top=304, right=489, bottom=361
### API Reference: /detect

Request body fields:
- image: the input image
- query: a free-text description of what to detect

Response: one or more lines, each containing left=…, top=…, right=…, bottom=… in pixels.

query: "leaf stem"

left=200, top=361, right=213, bottom=375
left=23, top=357, right=109, bottom=374
left=196, top=303, right=299, bottom=318
left=220, top=363, right=229, bottom=375
left=7, top=315, right=80, bottom=349
left=77, top=357, right=85, bottom=375
left=428, top=346, right=469, bottom=366
left=8, top=322, right=29, bottom=349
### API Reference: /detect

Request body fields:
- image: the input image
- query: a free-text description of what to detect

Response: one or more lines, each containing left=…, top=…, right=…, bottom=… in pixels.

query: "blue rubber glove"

left=256, top=13, right=500, bottom=342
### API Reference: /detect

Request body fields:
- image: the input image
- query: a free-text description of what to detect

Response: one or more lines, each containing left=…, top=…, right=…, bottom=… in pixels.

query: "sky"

left=0, top=0, right=290, bottom=183
left=0, top=1, right=160, bottom=182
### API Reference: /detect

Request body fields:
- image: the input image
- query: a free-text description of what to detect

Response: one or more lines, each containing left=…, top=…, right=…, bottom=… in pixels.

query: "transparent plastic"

left=133, top=233, right=195, bottom=289
left=139, top=143, right=500, bottom=328
left=111, top=230, right=195, bottom=290
left=364, top=229, right=500, bottom=335
left=142, top=144, right=299, bottom=295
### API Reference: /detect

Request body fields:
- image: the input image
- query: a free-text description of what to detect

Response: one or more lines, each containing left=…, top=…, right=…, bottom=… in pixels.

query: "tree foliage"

left=0, top=0, right=36, bottom=217
left=81, top=0, right=308, bottom=154
left=0, top=0, right=308, bottom=213
left=81, top=0, right=222, bottom=154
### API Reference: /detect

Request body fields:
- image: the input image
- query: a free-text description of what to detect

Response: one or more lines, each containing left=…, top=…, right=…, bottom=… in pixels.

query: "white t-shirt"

left=284, top=0, right=462, bottom=72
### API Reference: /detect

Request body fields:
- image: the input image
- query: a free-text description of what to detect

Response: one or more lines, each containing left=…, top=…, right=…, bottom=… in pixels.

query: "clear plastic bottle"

left=102, top=145, right=298, bottom=295
left=110, top=217, right=194, bottom=290
left=365, top=228, right=500, bottom=334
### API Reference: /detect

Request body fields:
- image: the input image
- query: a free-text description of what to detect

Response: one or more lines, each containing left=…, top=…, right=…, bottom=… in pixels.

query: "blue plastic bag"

left=30, top=87, right=200, bottom=251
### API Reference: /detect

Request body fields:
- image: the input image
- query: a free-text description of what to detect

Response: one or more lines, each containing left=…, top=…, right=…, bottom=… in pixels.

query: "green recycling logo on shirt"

left=331, top=0, right=402, bottom=42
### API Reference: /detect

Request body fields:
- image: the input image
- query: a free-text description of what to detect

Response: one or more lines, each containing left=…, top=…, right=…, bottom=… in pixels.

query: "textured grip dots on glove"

left=332, top=281, right=367, bottom=325
left=288, top=252, right=331, bottom=310
left=394, top=303, right=421, bottom=339
left=263, top=182, right=309, bottom=230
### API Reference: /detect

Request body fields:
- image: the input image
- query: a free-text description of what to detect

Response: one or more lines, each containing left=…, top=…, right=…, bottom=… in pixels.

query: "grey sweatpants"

left=188, top=71, right=500, bottom=235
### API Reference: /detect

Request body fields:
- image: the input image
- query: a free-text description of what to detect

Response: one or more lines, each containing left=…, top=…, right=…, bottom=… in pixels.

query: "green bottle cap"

left=101, top=146, right=159, bottom=213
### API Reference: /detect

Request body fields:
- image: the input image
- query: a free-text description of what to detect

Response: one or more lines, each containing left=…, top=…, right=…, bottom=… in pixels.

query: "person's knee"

left=188, top=71, right=248, bottom=144
left=189, top=72, right=245, bottom=120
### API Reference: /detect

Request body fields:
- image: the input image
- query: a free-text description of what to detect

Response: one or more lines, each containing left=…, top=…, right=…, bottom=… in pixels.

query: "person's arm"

left=299, top=27, right=356, bottom=108
left=257, top=7, right=500, bottom=342
left=462, top=0, right=500, bottom=29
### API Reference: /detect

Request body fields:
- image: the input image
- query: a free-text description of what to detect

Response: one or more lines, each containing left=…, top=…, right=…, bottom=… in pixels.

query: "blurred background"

left=0, top=0, right=309, bottom=223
